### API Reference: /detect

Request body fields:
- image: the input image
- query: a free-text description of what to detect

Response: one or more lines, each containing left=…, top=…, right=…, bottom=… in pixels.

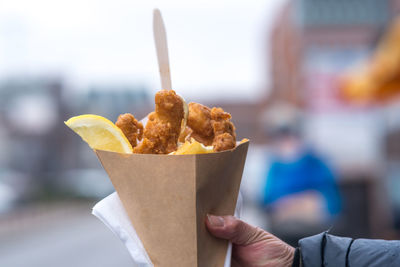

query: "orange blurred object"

left=342, top=16, right=400, bottom=104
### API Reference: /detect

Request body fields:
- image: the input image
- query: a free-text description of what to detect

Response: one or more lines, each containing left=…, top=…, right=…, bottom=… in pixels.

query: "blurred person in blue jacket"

left=261, top=103, right=341, bottom=227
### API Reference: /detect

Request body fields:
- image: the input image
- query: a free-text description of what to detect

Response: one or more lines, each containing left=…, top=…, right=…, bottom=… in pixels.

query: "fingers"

left=206, top=215, right=269, bottom=246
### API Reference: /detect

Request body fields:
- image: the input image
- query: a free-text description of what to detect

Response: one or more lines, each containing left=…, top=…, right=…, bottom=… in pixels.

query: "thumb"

left=206, top=215, right=267, bottom=246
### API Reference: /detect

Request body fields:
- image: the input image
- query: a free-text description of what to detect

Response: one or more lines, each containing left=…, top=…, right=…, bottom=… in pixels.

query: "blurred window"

left=298, top=0, right=389, bottom=26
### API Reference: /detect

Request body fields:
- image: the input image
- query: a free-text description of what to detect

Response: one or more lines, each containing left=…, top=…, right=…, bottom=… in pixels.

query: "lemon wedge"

left=172, top=138, right=213, bottom=155
left=65, top=114, right=133, bottom=154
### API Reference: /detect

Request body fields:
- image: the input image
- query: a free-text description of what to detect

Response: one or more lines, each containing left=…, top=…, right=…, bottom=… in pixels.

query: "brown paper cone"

left=95, top=141, right=249, bottom=267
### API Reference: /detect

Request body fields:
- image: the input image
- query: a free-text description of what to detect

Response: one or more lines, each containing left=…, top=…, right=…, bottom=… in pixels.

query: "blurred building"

left=267, top=0, right=400, bottom=239
left=0, top=77, right=150, bottom=202
left=0, top=78, right=65, bottom=201
left=271, top=0, right=400, bottom=109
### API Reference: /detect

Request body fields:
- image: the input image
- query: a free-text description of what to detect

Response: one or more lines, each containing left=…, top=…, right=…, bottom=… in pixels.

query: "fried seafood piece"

left=210, top=107, right=235, bottom=137
left=186, top=102, right=214, bottom=146
left=183, top=103, right=237, bottom=151
left=213, top=132, right=236, bottom=152
left=210, top=107, right=236, bottom=151
left=115, top=113, right=143, bottom=147
left=133, top=90, right=185, bottom=154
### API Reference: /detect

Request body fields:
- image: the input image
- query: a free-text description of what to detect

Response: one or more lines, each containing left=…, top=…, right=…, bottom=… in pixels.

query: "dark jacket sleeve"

left=298, top=232, right=400, bottom=267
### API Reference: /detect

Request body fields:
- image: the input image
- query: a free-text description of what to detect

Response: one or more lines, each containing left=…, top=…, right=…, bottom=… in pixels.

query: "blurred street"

left=0, top=202, right=133, bottom=267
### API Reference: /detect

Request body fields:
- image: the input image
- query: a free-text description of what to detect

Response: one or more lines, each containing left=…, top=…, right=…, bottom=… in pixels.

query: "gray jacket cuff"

left=299, top=232, right=352, bottom=266
left=299, top=232, right=400, bottom=266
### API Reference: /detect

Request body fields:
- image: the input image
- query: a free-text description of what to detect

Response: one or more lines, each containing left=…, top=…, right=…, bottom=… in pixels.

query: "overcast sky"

left=0, top=0, right=285, bottom=102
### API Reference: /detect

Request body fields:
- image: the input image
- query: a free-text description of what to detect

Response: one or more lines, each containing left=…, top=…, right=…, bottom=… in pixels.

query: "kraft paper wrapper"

left=95, top=140, right=249, bottom=267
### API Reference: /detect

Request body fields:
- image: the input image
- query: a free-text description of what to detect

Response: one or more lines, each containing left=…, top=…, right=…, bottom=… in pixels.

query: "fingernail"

left=207, top=215, right=224, bottom=227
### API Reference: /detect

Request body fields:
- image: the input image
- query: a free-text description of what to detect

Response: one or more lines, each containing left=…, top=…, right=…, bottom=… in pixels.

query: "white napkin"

left=92, top=191, right=243, bottom=267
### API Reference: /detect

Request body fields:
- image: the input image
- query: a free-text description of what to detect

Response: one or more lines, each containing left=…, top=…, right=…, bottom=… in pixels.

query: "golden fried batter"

left=213, top=132, right=236, bottom=152
left=187, top=103, right=213, bottom=136
left=116, top=93, right=236, bottom=154
left=210, top=107, right=235, bottom=136
left=134, top=90, right=185, bottom=154
left=186, top=102, right=214, bottom=146
left=210, top=107, right=236, bottom=151
left=115, top=113, right=143, bottom=148
left=183, top=103, right=237, bottom=151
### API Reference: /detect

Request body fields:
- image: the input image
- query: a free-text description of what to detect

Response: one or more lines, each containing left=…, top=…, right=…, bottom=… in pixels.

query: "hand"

left=206, top=215, right=294, bottom=267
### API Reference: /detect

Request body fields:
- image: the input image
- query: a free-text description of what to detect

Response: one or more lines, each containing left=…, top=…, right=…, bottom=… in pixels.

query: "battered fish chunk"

left=186, top=103, right=213, bottom=146
left=134, top=90, right=185, bottom=154
left=115, top=113, right=143, bottom=147
left=213, top=132, right=236, bottom=152
left=183, top=103, right=237, bottom=151
left=210, top=107, right=235, bottom=137
left=210, top=107, right=236, bottom=151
